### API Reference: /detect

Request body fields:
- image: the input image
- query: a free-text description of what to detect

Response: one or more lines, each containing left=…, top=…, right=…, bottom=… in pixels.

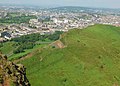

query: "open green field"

left=9, top=44, right=47, bottom=60
left=0, top=41, right=16, bottom=55
left=0, top=31, right=62, bottom=61
left=18, top=24, right=120, bottom=86
left=0, top=41, right=48, bottom=60
left=0, top=15, right=37, bottom=24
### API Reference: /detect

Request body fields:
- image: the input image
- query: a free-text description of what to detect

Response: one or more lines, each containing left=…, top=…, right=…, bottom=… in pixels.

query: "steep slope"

left=0, top=52, right=30, bottom=86
left=19, top=24, right=120, bottom=86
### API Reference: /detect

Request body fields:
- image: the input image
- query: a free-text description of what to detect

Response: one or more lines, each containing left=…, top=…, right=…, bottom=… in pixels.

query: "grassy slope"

left=0, top=42, right=48, bottom=60
left=0, top=42, right=16, bottom=55
left=9, top=44, right=47, bottom=60
left=19, top=24, right=120, bottom=86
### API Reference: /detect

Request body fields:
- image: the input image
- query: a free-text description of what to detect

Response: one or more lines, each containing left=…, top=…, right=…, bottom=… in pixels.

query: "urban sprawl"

left=0, top=6, right=120, bottom=42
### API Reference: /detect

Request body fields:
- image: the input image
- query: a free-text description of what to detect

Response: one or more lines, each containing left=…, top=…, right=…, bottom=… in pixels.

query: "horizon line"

left=0, top=3, right=120, bottom=9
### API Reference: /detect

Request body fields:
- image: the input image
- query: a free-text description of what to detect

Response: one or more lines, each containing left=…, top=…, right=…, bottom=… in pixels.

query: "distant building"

left=29, top=19, right=38, bottom=24
left=0, top=31, right=11, bottom=40
left=52, top=18, right=58, bottom=23
left=63, top=19, right=69, bottom=23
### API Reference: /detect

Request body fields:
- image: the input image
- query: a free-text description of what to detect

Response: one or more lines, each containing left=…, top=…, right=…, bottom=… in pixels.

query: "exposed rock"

left=0, top=53, right=30, bottom=86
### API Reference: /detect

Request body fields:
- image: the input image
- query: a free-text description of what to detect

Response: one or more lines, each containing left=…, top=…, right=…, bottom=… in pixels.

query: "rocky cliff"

left=0, top=52, right=30, bottom=86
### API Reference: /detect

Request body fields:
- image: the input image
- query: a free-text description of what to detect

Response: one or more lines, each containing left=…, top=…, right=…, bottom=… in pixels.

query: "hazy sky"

left=0, top=0, right=120, bottom=8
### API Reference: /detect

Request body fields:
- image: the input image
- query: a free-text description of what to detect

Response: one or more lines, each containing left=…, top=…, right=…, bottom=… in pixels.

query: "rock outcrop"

left=0, top=52, right=30, bottom=86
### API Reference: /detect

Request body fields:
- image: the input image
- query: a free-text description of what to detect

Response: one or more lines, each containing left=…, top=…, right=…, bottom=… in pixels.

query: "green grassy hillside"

left=19, top=24, right=120, bottom=86
left=0, top=31, right=62, bottom=60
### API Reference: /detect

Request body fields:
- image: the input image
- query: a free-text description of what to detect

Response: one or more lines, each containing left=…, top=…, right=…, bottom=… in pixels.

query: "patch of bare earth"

left=50, top=40, right=65, bottom=49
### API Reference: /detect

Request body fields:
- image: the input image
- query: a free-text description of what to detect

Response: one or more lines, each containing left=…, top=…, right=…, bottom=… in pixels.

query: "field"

left=0, top=41, right=48, bottom=60
left=17, top=24, right=120, bottom=86
left=0, top=31, right=62, bottom=61
left=9, top=44, right=47, bottom=60
left=0, top=15, right=37, bottom=24
left=0, top=41, right=16, bottom=55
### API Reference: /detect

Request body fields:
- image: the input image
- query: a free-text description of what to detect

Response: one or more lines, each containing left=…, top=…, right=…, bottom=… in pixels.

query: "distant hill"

left=49, top=6, right=120, bottom=14
left=19, top=24, right=120, bottom=86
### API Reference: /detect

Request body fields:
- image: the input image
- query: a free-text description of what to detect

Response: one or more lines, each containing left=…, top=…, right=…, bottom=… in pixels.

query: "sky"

left=0, top=0, right=120, bottom=8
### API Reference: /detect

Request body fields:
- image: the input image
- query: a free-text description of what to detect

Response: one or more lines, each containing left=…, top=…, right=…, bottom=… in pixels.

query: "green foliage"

left=0, top=15, right=37, bottom=24
left=13, top=46, right=24, bottom=54
left=11, top=31, right=63, bottom=54
left=48, top=31, right=63, bottom=41
left=19, top=25, right=120, bottom=86
left=0, top=31, right=62, bottom=59
left=0, top=42, right=16, bottom=55
left=13, top=42, right=35, bottom=54
left=12, top=31, right=63, bottom=43
left=9, top=44, right=47, bottom=61
left=12, top=33, right=41, bottom=43
left=6, top=12, right=21, bottom=17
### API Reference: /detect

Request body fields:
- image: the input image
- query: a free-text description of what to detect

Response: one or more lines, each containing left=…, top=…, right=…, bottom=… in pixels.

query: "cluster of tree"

left=47, top=31, right=63, bottom=41
left=0, top=15, right=37, bottom=24
left=12, top=31, right=63, bottom=43
left=12, top=31, right=63, bottom=54
left=13, top=42, right=35, bottom=54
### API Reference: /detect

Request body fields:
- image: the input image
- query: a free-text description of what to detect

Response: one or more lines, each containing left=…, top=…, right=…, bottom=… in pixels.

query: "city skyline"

left=0, top=0, right=120, bottom=8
